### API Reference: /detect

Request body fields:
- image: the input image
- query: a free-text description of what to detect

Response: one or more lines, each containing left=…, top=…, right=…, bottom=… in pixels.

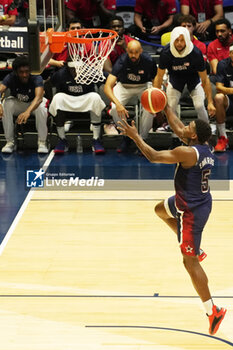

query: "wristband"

left=209, top=19, right=213, bottom=25
left=2, top=15, right=6, bottom=21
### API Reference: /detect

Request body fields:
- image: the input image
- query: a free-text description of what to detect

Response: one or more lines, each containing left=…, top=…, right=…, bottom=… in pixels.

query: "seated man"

left=65, top=0, right=116, bottom=28
left=104, top=40, right=157, bottom=153
left=132, top=0, right=177, bottom=39
left=180, top=0, right=223, bottom=40
left=49, top=59, right=106, bottom=154
left=0, top=56, right=48, bottom=154
left=213, top=44, right=233, bottom=152
left=0, top=0, right=18, bottom=26
left=103, top=15, right=134, bottom=74
left=49, top=18, right=84, bottom=69
left=207, top=19, right=233, bottom=82
left=178, top=14, right=207, bottom=60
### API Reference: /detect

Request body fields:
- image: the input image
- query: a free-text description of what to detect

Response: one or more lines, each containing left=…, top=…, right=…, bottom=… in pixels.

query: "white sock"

left=203, top=299, right=213, bottom=315
left=217, top=123, right=227, bottom=138
left=92, top=124, right=101, bottom=140
left=57, top=126, right=66, bottom=140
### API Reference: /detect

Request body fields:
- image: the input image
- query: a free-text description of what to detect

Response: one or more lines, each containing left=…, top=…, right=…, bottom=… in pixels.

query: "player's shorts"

left=164, top=195, right=212, bottom=256
left=226, top=95, right=233, bottom=116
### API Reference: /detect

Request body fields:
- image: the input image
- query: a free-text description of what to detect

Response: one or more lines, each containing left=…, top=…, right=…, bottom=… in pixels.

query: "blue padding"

left=223, top=0, right=233, bottom=7
left=116, top=0, right=136, bottom=7
left=137, top=38, right=163, bottom=47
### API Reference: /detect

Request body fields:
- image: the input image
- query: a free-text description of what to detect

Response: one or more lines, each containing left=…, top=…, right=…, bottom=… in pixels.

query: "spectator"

left=49, top=59, right=106, bottom=154
left=213, top=44, right=233, bottom=152
left=104, top=40, right=157, bottom=153
left=0, top=56, right=48, bottom=154
left=131, top=0, right=177, bottom=39
left=153, top=27, right=215, bottom=134
left=207, top=19, right=233, bottom=79
left=178, top=14, right=207, bottom=60
left=65, top=0, right=116, bottom=28
left=180, top=0, right=223, bottom=40
left=49, top=18, right=84, bottom=69
left=0, top=0, right=18, bottom=26
left=103, top=15, right=134, bottom=74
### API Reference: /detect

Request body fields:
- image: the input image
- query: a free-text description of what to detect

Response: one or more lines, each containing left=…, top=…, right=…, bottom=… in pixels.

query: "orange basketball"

left=141, top=87, right=167, bottom=114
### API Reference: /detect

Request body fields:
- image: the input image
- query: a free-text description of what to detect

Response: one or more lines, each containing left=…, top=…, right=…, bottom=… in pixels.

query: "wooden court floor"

left=0, top=188, right=232, bottom=350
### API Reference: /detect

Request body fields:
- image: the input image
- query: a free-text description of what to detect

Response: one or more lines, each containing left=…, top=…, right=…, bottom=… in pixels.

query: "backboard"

left=28, top=0, right=65, bottom=74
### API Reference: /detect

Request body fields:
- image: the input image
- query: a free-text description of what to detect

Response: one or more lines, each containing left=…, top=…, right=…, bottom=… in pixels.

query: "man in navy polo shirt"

left=0, top=55, right=48, bottom=154
left=104, top=40, right=157, bottom=152
left=154, top=26, right=215, bottom=123
left=213, top=44, right=233, bottom=152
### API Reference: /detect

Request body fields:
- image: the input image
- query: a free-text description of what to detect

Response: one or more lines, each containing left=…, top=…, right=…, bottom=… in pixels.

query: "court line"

left=30, top=198, right=233, bottom=202
left=0, top=151, right=54, bottom=256
left=85, top=325, right=233, bottom=347
left=0, top=294, right=231, bottom=298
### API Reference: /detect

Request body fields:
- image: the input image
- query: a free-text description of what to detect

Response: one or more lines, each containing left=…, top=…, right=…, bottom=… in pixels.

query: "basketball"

left=141, top=87, right=167, bottom=114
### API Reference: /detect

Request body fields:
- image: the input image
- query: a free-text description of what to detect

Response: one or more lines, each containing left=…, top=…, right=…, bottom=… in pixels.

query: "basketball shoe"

left=54, top=139, right=68, bottom=154
left=92, top=138, right=105, bottom=154
left=208, top=305, right=227, bottom=335
left=214, top=136, right=229, bottom=152
left=2, top=141, right=15, bottom=153
left=37, top=141, right=48, bottom=154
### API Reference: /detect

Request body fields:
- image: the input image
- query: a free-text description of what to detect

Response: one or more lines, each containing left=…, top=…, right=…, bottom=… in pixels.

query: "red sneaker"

left=198, top=249, right=207, bottom=262
left=208, top=305, right=227, bottom=335
left=214, top=136, right=229, bottom=152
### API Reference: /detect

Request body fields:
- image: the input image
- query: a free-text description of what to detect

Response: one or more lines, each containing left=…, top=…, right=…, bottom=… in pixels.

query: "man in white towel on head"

left=49, top=59, right=106, bottom=154
left=153, top=26, right=215, bottom=146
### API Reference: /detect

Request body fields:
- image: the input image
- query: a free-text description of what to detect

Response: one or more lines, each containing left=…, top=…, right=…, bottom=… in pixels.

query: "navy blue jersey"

left=175, top=144, right=214, bottom=210
left=216, top=57, right=233, bottom=87
left=159, top=45, right=206, bottom=92
left=50, top=66, right=95, bottom=96
left=2, top=72, right=43, bottom=102
left=111, top=52, right=157, bottom=84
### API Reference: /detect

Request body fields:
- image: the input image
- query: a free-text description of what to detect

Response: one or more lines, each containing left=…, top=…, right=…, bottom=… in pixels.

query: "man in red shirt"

left=133, top=0, right=177, bottom=38
left=104, top=16, right=134, bottom=74
left=0, top=0, right=18, bottom=26
left=49, top=18, right=84, bottom=69
left=65, top=0, right=116, bottom=28
left=180, top=0, right=223, bottom=40
left=178, top=14, right=207, bottom=60
left=207, top=19, right=233, bottom=78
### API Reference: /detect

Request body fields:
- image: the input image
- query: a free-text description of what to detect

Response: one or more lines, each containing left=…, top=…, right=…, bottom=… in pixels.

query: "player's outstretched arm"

left=117, top=119, right=196, bottom=166
left=164, top=105, right=187, bottom=141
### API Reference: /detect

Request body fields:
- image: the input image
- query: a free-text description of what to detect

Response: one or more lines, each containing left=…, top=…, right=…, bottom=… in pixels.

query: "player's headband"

left=67, top=62, right=76, bottom=67
left=230, top=45, right=233, bottom=52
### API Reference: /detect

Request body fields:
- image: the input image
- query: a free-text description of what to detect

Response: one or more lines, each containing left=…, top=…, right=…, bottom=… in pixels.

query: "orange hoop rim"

left=65, top=28, right=118, bottom=44
left=47, top=28, right=118, bottom=54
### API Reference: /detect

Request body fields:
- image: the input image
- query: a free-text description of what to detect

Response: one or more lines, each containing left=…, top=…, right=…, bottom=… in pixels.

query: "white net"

left=67, top=30, right=118, bottom=85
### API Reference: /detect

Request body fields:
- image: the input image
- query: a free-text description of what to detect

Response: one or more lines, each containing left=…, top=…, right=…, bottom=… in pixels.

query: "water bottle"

left=76, top=135, right=83, bottom=153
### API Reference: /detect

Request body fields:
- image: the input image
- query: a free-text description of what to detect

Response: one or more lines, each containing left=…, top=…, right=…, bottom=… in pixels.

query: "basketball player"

left=0, top=55, right=48, bottom=154
left=104, top=40, right=157, bottom=153
left=49, top=59, right=106, bottom=154
left=117, top=105, right=227, bottom=335
left=153, top=26, right=215, bottom=123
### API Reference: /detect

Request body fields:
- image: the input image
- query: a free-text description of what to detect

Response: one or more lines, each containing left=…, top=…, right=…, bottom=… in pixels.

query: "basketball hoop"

left=48, top=28, right=118, bottom=85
